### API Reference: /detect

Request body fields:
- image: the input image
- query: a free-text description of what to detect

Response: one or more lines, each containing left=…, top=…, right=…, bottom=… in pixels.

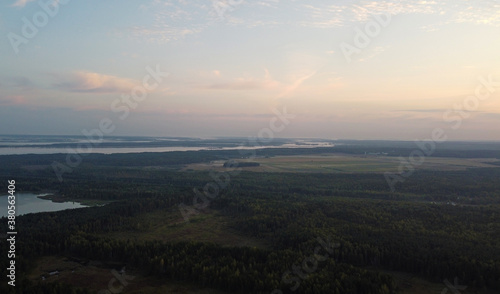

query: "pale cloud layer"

left=1, top=0, right=499, bottom=140
left=128, top=0, right=500, bottom=44
left=11, top=0, right=36, bottom=7
left=0, top=95, right=26, bottom=106
left=52, top=72, right=139, bottom=93
left=300, top=0, right=500, bottom=29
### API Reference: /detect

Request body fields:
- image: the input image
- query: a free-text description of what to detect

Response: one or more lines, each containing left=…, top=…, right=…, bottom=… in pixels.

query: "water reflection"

left=0, top=193, right=87, bottom=217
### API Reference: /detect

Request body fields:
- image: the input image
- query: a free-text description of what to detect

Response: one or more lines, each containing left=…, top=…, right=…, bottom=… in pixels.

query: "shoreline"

left=0, top=192, right=109, bottom=207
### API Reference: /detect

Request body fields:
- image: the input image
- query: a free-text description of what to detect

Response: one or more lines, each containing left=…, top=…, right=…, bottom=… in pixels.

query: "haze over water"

left=0, top=135, right=334, bottom=155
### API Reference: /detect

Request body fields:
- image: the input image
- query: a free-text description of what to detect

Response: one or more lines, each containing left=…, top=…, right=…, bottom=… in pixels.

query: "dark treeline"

left=2, top=162, right=500, bottom=205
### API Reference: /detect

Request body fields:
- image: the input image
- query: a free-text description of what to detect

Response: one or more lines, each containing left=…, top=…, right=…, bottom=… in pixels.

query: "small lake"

left=0, top=193, right=88, bottom=217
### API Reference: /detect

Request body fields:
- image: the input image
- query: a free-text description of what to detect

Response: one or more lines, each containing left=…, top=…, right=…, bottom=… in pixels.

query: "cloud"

left=124, top=0, right=500, bottom=43
left=200, top=68, right=325, bottom=94
left=129, top=25, right=202, bottom=43
left=276, top=70, right=318, bottom=99
left=299, top=0, right=500, bottom=29
left=358, top=46, right=390, bottom=62
left=127, top=0, right=208, bottom=43
left=52, top=71, right=138, bottom=93
left=200, top=67, right=320, bottom=101
left=480, top=112, right=500, bottom=119
left=126, top=0, right=283, bottom=43
left=397, top=109, right=450, bottom=113
left=11, top=0, right=68, bottom=8
left=11, top=0, right=36, bottom=7
left=2, top=76, right=35, bottom=90
left=204, top=77, right=279, bottom=91
left=0, top=95, right=26, bottom=105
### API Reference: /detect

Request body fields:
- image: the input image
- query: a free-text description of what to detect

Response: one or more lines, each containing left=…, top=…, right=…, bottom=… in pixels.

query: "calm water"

left=0, top=143, right=335, bottom=155
left=0, top=135, right=336, bottom=155
left=0, top=193, right=87, bottom=217
left=0, top=146, right=210, bottom=155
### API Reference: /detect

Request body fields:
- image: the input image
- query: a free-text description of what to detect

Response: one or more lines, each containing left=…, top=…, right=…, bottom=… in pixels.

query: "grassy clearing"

left=29, top=256, right=229, bottom=294
left=183, top=154, right=500, bottom=173
left=102, top=208, right=269, bottom=249
left=28, top=256, right=120, bottom=291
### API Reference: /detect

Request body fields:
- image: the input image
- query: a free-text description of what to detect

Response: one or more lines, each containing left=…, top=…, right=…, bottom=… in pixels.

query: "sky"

left=0, top=0, right=499, bottom=140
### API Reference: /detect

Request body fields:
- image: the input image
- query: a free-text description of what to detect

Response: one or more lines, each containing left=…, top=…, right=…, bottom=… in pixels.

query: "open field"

left=101, top=208, right=269, bottom=249
left=29, top=256, right=229, bottom=294
left=28, top=256, right=124, bottom=291
left=183, top=154, right=500, bottom=173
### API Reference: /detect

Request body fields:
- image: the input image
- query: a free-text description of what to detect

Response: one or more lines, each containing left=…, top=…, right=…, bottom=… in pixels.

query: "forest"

left=0, top=146, right=499, bottom=293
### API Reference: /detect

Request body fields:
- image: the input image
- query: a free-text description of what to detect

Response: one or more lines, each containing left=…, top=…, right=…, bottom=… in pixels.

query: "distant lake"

left=0, top=143, right=335, bottom=155
left=0, top=146, right=210, bottom=155
left=0, top=193, right=87, bottom=217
